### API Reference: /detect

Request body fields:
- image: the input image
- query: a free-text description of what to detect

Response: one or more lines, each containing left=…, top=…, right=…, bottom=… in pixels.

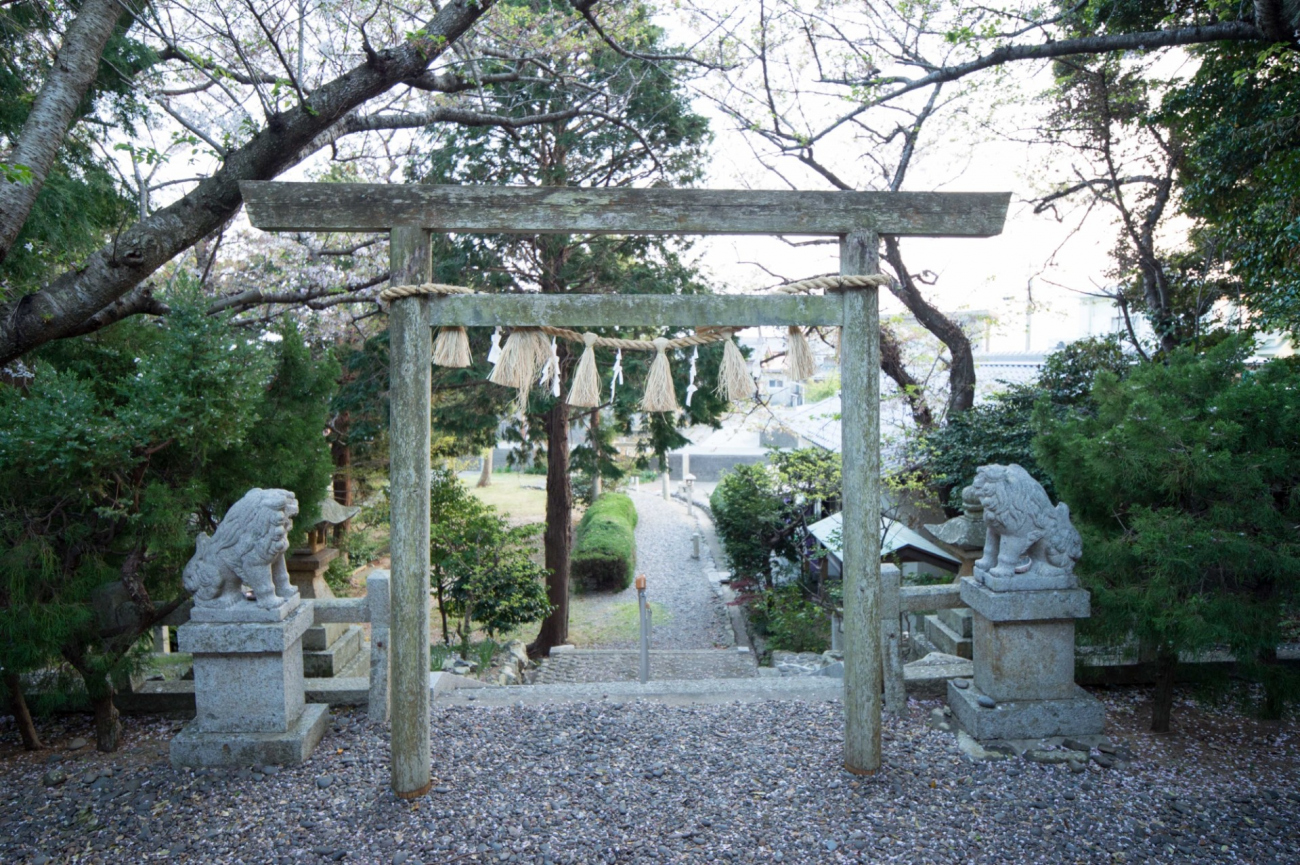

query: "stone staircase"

left=924, top=607, right=973, bottom=659
left=532, top=648, right=757, bottom=685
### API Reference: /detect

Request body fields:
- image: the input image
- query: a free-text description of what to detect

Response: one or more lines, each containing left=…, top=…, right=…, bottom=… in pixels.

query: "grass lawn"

left=461, top=471, right=551, bottom=524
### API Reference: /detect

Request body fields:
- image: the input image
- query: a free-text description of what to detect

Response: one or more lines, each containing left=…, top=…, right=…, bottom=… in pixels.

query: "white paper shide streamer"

left=685, top=346, right=699, bottom=407
left=609, top=349, right=624, bottom=402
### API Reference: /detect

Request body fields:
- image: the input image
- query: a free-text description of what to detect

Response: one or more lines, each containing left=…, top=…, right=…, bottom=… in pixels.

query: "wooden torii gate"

left=241, top=181, right=1010, bottom=797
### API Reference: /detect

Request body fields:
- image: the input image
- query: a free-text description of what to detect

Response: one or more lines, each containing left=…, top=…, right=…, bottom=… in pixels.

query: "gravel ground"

left=577, top=488, right=732, bottom=651
left=3, top=686, right=1298, bottom=865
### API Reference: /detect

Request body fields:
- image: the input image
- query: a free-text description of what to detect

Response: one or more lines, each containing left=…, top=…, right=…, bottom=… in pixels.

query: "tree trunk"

left=1151, top=650, right=1177, bottom=733
left=2, top=673, right=44, bottom=751
left=331, top=412, right=353, bottom=542
left=89, top=680, right=122, bottom=752
left=0, top=0, right=490, bottom=364
left=477, top=448, right=493, bottom=488
left=530, top=398, right=572, bottom=657
left=882, top=236, right=977, bottom=417
left=0, top=0, right=129, bottom=263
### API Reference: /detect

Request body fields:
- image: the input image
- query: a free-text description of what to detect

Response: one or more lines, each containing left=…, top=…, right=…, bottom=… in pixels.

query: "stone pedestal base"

left=948, top=680, right=1104, bottom=740
left=170, top=702, right=330, bottom=767
left=170, top=602, right=329, bottom=768
left=949, top=577, right=1104, bottom=741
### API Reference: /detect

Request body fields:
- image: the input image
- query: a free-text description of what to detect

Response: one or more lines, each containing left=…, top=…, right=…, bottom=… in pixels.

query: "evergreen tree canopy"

left=0, top=289, right=336, bottom=746
left=1035, top=335, right=1300, bottom=726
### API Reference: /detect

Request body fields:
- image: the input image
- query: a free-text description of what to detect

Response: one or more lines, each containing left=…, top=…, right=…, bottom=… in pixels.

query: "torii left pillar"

left=388, top=226, right=432, bottom=798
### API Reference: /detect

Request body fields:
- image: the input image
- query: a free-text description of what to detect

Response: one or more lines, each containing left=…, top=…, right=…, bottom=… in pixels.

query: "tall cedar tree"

left=1035, top=336, right=1300, bottom=731
left=0, top=291, right=335, bottom=750
left=406, top=2, right=727, bottom=655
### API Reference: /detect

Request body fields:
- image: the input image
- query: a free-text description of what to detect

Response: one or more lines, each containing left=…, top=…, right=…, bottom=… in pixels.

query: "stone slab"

left=975, top=571, right=1078, bottom=592
left=287, top=547, right=340, bottom=575
left=948, top=680, right=1104, bottom=740
left=303, top=624, right=362, bottom=677
left=179, top=602, right=314, bottom=654
left=189, top=592, right=301, bottom=623
left=939, top=606, right=974, bottom=638
left=924, top=614, right=973, bottom=659
left=903, top=652, right=973, bottom=699
left=170, top=702, right=329, bottom=768
left=302, top=622, right=347, bottom=652
left=961, top=578, right=1089, bottom=622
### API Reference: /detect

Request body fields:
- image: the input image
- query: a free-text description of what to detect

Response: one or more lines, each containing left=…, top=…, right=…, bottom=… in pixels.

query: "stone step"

left=533, top=649, right=757, bottom=685
left=938, top=607, right=973, bottom=638
left=925, top=614, right=973, bottom=660
left=302, top=624, right=362, bottom=678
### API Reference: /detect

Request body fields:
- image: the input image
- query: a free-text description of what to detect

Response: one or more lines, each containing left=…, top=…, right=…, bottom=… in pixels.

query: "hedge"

left=571, top=493, right=638, bottom=592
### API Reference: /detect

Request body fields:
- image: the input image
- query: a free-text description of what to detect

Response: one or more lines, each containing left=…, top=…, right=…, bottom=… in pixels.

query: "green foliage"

left=1035, top=335, right=1300, bottom=720
left=749, top=584, right=830, bottom=654
left=0, top=290, right=335, bottom=709
left=1162, top=44, right=1300, bottom=334
left=428, top=470, right=551, bottom=653
left=571, top=493, right=638, bottom=592
left=711, top=449, right=844, bottom=580
left=804, top=373, right=840, bottom=403
left=920, top=336, right=1130, bottom=509
left=710, top=464, right=785, bottom=579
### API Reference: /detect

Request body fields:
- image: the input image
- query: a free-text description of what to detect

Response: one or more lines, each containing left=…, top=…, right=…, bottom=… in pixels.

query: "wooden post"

left=839, top=230, right=883, bottom=774
left=388, top=226, right=432, bottom=798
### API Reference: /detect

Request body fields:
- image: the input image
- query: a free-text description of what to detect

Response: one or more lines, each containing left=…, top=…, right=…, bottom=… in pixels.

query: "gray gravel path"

left=579, top=488, right=732, bottom=651
left=3, top=688, right=1299, bottom=864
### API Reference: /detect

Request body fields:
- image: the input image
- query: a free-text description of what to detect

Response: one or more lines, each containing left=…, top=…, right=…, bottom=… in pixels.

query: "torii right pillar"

left=839, top=230, right=883, bottom=774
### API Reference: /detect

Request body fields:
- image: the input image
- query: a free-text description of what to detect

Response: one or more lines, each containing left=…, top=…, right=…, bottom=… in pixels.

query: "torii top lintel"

left=240, top=182, right=1010, bottom=237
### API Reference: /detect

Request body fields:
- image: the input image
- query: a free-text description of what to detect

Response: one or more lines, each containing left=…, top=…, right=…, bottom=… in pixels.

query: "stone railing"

left=310, top=570, right=390, bottom=723
left=830, top=565, right=969, bottom=715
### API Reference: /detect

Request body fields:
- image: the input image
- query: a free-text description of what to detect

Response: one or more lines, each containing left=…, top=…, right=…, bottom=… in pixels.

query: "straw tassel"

left=785, top=325, right=815, bottom=381
left=567, top=332, right=602, bottom=408
left=433, top=326, right=472, bottom=368
left=488, top=327, right=549, bottom=390
left=640, top=337, right=679, bottom=413
left=716, top=335, right=753, bottom=402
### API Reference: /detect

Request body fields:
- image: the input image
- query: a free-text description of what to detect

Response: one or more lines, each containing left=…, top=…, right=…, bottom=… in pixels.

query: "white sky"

left=657, top=7, right=1156, bottom=356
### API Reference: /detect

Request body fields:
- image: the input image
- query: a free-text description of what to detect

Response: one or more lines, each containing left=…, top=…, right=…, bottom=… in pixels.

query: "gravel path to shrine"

left=3, top=687, right=1298, bottom=865
left=577, top=487, right=732, bottom=651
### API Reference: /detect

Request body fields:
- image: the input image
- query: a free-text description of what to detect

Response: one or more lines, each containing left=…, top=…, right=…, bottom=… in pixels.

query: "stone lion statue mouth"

left=967, top=464, right=1081, bottom=592
left=183, top=488, right=301, bottom=611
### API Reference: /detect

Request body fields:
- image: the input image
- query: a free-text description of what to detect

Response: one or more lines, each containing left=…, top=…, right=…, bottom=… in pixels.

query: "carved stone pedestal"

left=948, top=578, right=1104, bottom=740
left=170, top=600, right=330, bottom=767
left=288, top=548, right=363, bottom=677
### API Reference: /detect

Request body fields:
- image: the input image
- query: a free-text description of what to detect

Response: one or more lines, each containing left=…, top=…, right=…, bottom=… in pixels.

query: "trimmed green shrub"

left=571, top=493, right=638, bottom=592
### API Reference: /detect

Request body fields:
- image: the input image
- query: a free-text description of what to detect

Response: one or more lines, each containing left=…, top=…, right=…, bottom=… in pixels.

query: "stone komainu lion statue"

left=968, top=464, right=1082, bottom=591
left=183, top=488, right=300, bottom=610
